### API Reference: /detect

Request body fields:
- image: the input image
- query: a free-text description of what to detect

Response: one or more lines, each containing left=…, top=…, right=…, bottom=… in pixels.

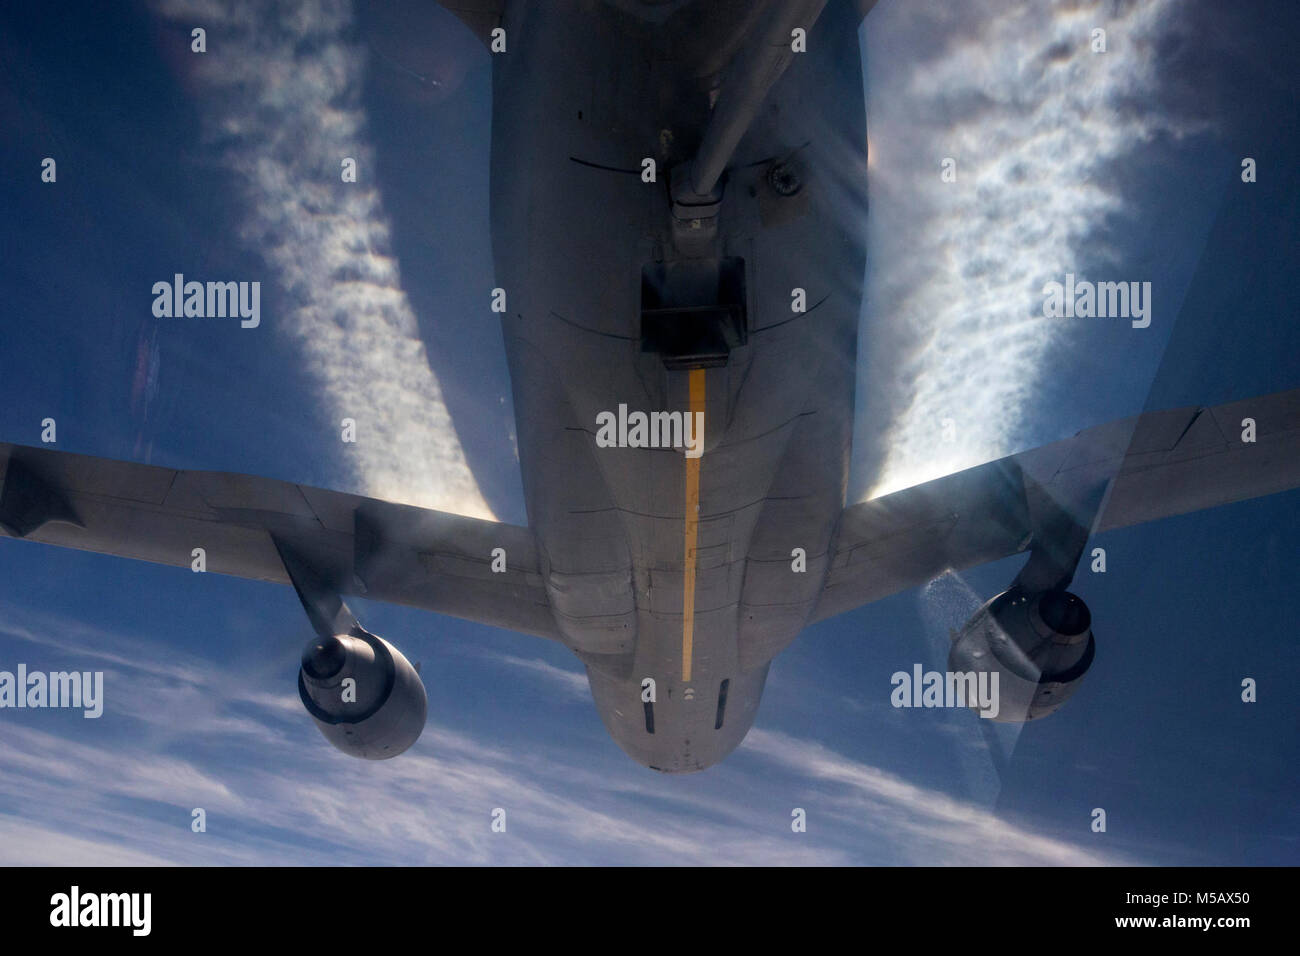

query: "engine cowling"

left=298, top=629, right=427, bottom=759
left=948, top=588, right=1095, bottom=723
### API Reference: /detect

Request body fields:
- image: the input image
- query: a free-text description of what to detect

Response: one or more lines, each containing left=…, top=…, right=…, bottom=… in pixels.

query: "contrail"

left=153, top=0, right=494, bottom=519
left=858, top=0, right=1204, bottom=500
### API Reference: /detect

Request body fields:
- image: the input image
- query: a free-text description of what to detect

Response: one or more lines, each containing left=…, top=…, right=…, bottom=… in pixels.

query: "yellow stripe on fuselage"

left=682, top=368, right=705, bottom=683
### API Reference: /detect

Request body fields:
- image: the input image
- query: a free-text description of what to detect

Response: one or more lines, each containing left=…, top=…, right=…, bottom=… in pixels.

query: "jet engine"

left=948, top=588, right=1095, bottom=723
left=298, top=629, right=427, bottom=759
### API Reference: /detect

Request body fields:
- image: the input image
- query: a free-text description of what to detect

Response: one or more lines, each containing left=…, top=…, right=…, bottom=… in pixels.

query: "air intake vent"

left=714, top=678, right=730, bottom=730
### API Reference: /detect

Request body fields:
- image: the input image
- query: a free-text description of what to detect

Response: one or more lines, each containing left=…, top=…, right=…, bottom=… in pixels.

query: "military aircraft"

left=2, top=0, right=1297, bottom=773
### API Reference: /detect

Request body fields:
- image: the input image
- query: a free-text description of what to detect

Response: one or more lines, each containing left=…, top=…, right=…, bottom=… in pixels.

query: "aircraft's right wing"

left=814, top=388, right=1300, bottom=623
left=0, top=442, right=559, bottom=640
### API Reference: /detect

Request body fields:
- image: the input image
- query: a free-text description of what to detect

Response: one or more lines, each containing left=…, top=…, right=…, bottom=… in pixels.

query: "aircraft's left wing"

left=435, top=0, right=504, bottom=46
left=814, top=387, right=1300, bottom=623
left=0, top=442, right=559, bottom=640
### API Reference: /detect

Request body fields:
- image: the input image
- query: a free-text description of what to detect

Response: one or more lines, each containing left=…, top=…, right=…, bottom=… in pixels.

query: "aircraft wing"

left=435, top=0, right=504, bottom=46
left=0, top=442, right=559, bottom=640
left=814, top=387, right=1300, bottom=623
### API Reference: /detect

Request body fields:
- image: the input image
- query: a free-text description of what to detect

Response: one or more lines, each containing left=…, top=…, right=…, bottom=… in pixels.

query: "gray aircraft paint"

left=489, top=0, right=866, bottom=771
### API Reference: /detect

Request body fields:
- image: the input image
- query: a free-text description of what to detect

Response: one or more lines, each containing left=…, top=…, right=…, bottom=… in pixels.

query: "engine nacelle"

left=948, top=588, right=1095, bottom=723
left=298, top=629, right=427, bottom=759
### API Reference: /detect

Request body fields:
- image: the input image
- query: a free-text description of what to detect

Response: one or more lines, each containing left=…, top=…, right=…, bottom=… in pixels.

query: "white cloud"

left=490, top=653, right=589, bottom=700
left=743, top=729, right=1119, bottom=865
left=0, top=601, right=1135, bottom=866
left=152, top=0, right=493, bottom=519
left=857, top=0, right=1205, bottom=498
left=0, top=816, right=181, bottom=867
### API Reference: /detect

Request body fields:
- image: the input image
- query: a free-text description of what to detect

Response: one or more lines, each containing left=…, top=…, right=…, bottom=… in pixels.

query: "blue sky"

left=0, top=0, right=1296, bottom=865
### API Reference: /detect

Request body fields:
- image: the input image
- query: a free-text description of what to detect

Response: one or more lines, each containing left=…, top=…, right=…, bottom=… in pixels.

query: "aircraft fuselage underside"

left=490, top=0, right=867, bottom=771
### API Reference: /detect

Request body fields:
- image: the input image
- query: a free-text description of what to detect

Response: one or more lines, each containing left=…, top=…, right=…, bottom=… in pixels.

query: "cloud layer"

left=0, top=601, right=1126, bottom=865
left=856, top=0, right=1204, bottom=498
left=153, top=0, right=493, bottom=518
